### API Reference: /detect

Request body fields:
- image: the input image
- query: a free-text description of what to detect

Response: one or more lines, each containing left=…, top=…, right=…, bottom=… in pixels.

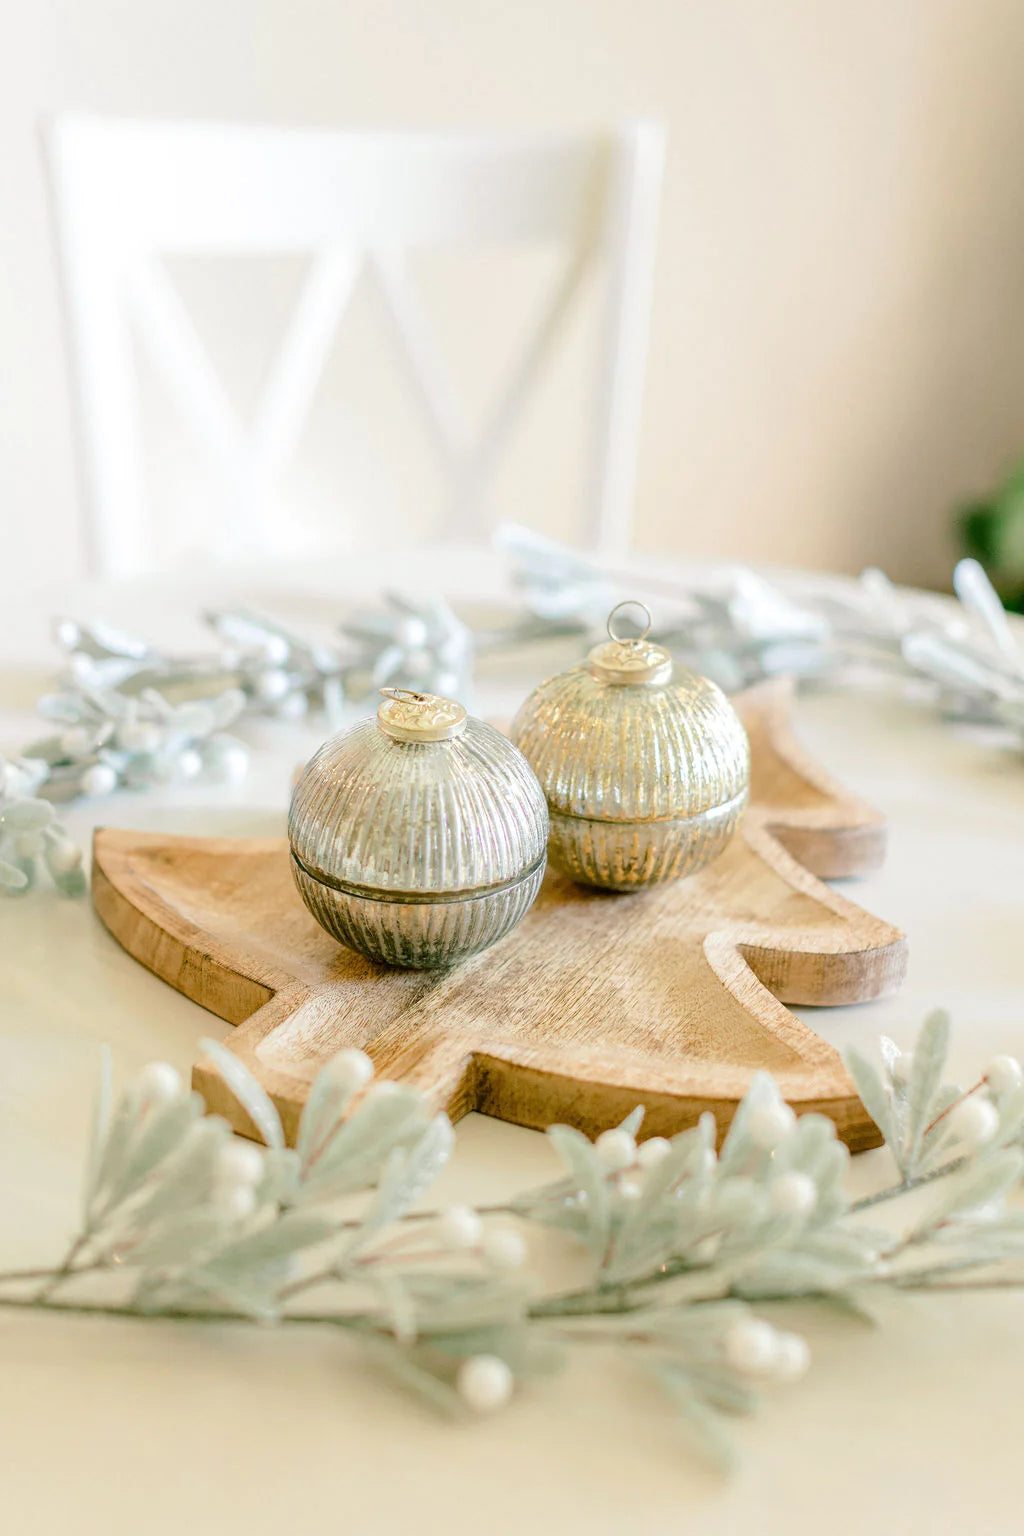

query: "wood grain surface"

left=91, top=682, right=907, bottom=1151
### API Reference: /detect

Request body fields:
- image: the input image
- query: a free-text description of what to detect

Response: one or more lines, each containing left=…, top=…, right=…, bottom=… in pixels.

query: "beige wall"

left=5, top=0, right=1024, bottom=590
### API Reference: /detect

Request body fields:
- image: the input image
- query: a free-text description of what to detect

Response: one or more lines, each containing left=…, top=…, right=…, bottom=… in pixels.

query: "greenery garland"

left=5, top=1009, right=1024, bottom=1470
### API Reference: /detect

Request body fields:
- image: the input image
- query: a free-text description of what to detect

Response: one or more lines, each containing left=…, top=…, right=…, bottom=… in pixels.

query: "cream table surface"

left=2, top=551, right=1024, bottom=1536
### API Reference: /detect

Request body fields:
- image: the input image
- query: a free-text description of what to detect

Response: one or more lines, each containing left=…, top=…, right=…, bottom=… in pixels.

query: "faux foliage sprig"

left=499, top=524, right=1024, bottom=733
left=4, top=1012, right=1024, bottom=1470
left=0, top=754, right=85, bottom=894
left=6, top=531, right=1023, bottom=900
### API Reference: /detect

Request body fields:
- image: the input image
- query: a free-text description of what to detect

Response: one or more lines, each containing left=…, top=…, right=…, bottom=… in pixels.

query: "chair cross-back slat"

left=45, top=117, right=665, bottom=576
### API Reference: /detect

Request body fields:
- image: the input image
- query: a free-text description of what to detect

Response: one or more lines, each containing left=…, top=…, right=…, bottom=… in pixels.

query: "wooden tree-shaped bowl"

left=92, top=683, right=907, bottom=1151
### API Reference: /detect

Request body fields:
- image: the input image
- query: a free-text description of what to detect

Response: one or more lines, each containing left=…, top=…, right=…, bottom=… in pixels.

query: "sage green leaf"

left=606, top=1128, right=712, bottom=1282
left=126, top=1118, right=230, bottom=1229
left=201, top=1211, right=334, bottom=1281
left=546, top=1124, right=611, bottom=1258
left=351, top=1115, right=454, bottom=1252
left=128, top=1209, right=232, bottom=1270
left=200, top=1037, right=283, bottom=1150
left=617, top=1106, right=645, bottom=1138
left=138, top=1267, right=278, bottom=1321
left=373, top=1272, right=417, bottom=1344
left=296, top=1058, right=366, bottom=1166
left=51, top=862, right=87, bottom=898
left=360, top=1336, right=465, bottom=1417
left=921, top=1147, right=1024, bottom=1228
left=703, top=1176, right=766, bottom=1237
left=396, top=1273, right=526, bottom=1335
left=106, top=1094, right=203, bottom=1207
left=919, top=1085, right=964, bottom=1160
left=296, top=1086, right=426, bottom=1202
left=879, top=1035, right=903, bottom=1084
left=718, top=1072, right=782, bottom=1174
left=903, top=1008, right=951, bottom=1168
left=89, top=1085, right=146, bottom=1215
left=734, top=1251, right=857, bottom=1298
left=0, top=859, right=29, bottom=890
left=1, top=797, right=54, bottom=832
left=258, top=1147, right=301, bottom=1207
left=844, top=1048, right=899, bottom=1154
left=775, top=1113, right=838, bottom=1182
left=671, top=1362, right=757, bottom=1417
left=645, top=1360, right=737, bottom=1473
left=995, top=1085, right=1024, bottom=1148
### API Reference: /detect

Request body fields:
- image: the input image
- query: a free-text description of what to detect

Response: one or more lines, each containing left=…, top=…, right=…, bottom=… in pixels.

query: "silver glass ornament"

left=289, top=688, right=548, bottom=969
left=510, top=602, right=750, bottom=891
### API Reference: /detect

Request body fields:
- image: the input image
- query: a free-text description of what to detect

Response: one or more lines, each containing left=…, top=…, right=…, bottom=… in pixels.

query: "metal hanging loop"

left=606, top=600, right=653, bottom=646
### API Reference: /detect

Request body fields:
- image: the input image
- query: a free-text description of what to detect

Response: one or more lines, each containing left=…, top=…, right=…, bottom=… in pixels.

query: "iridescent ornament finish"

left=289, top=688, right=548, bottom=969
left=510, top=602, right=750, bottom=891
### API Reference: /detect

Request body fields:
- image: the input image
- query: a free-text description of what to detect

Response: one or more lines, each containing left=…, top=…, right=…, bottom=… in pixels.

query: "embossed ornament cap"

left=289, top=688, right=548, bottom=969
left=586, top=601, right=675, bottom=686
left=376, top=687, right=468, bottom=742
left=510, top=601, right=750, bottom=892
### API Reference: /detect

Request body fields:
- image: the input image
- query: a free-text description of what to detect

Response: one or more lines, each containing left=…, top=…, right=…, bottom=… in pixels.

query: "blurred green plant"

left=959, top=462, right=1024, bottom=613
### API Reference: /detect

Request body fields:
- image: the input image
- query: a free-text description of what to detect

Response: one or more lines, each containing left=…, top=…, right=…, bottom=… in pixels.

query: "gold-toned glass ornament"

left=510, top=602, right=750, bottom=891
left=289, top=688, right=549, bottom=969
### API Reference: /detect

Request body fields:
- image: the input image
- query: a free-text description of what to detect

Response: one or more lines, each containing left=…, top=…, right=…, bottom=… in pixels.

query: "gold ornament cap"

left=587, top=601, right=673, bottom=687
left=376, top=688, right=468, bottom=743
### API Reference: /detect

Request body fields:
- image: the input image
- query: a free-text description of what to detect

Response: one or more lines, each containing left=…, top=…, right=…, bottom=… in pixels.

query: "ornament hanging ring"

left=380, top=687, right=431, bottom=705
left=607, top=600, right=653, bottom=646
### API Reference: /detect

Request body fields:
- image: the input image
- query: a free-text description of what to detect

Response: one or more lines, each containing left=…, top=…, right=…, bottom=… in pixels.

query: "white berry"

left=177, top=747, right=203, bottom=780
left=724, top=1317, right=779, bottom=1375
left=457, top=1354, right=513, bottom=1412
left=45, top=836, right=83, bottom=875
left=325, top=1048, right=374, bottom=1095
left=747, top=1100, right=796, bottom=1150
left=261, top=635, right=291, bottom=666
left=208, top=738, right=249, bottom=783
left=394, top=617, right=429, bottom=650
left=986, top=1055, right=1023, bottom=1096
left=256, top=668, right=291, bottom=702
left=594, top=1128, right=637, bottom=1172
left=215, top=1140, right=264, bottom=1190
left=637, top=1136, right=671, bottom=1169
left=437, top=1204, right=482, bottom=1249
left=948, top=1096, right=999, bottom=1148
left=769, top=1171, right=817, bottom=1218
left=81, top=762, right=118, bottom=797
left=773, top=1331, right=811, bottom=1382
left=136, top=1062, right=183, bottom=1106
left=480, top=1228, right=527, bottom=1269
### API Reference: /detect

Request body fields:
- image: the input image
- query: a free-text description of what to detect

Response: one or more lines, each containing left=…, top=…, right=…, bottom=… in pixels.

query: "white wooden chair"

left=44, top=117, right=665, bottom=579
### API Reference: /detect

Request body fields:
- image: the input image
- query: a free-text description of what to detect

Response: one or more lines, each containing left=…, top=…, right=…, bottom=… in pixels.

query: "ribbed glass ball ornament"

left=289, top=688, right=548, bottom=969
left=510, top=602, right=750, bottom=891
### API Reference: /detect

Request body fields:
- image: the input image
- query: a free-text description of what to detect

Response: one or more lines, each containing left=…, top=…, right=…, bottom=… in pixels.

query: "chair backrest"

left=45, top=117, right=665, bottom=578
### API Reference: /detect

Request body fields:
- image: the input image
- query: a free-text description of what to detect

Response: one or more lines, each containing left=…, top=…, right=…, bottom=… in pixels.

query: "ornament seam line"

left=289, top=850, right=548, bottom=905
